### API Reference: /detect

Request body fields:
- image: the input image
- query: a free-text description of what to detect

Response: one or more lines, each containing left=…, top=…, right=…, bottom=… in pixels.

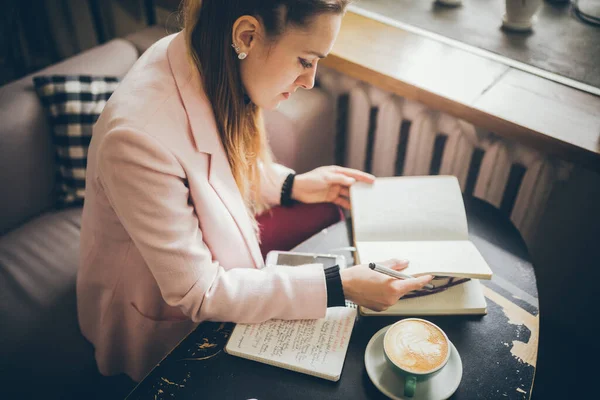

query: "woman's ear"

left=232, top=16, right=261, bottom=55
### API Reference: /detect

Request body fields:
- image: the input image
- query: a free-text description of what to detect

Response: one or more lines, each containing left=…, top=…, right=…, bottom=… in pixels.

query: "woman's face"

left=238, top=13, right=343, bottom=110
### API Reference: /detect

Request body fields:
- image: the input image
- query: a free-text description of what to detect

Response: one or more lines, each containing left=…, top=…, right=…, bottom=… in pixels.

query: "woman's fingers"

left=328, top=173, right=356, bottom=187
left=377, top=258, right=409, bottom=270
left=333, top=196, right=351, bottom=210
left=390, top=260, right=409, bottom=271
left=339, top=187, right=350, bottom=198
left=392, top=274, right=434, bottom=294
left=333, top=167, right=376, bottom=183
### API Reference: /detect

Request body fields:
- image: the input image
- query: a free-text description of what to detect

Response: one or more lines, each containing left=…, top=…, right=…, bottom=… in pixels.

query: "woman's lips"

left=282, top=92, right=290, bottom=99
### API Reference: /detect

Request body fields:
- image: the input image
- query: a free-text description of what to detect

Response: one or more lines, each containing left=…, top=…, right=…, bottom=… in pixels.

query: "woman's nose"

left=296, top=67, right=317, bottom=90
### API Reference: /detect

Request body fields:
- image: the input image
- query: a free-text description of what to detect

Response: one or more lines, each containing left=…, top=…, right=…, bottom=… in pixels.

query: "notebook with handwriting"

left=224, top=307, right=357, bottom=381
left=350, top=175, right=492, bottom=316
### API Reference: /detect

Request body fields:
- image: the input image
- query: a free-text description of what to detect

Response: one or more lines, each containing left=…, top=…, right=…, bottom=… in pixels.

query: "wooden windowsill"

left=321, top=11, right=600, bottom=172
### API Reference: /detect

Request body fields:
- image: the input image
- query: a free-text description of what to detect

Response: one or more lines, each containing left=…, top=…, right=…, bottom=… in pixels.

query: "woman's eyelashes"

left=299, top=58, right=313, bottom=69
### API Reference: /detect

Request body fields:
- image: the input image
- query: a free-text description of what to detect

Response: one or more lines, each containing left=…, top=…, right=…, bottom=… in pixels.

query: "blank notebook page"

left=351, top=176, right=469, bottom=242
left=356, top=240, right=493, bottom=278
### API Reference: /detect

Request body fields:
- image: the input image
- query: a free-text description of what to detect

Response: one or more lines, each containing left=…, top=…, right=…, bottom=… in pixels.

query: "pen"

left=368, top=262, right=435, bottom=290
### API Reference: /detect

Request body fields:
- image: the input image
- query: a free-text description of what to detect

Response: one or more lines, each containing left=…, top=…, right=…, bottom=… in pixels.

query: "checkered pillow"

left=33, top=75, right=120, bottom=207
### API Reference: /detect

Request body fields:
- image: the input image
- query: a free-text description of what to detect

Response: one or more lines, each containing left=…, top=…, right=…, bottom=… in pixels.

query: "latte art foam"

left=384, top=320, right=449, bottom=373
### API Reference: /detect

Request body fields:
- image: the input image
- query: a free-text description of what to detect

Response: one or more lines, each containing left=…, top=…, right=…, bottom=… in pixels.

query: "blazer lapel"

left=167, top=32, right=264, bottom=269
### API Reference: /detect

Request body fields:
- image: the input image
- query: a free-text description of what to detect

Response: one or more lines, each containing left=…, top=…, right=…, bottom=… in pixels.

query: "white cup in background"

left=502, top=0, right=543, bottom=31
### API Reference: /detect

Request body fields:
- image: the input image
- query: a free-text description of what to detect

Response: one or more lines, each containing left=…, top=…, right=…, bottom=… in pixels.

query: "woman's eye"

left=299, top=58, right=313, bottom=69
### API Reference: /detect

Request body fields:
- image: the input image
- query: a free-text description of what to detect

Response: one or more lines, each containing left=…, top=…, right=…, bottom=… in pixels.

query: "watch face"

left=276, top=253, right=338, bottom=268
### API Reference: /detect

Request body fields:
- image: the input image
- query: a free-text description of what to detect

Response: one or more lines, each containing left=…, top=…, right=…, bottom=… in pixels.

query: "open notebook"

left=350, top=175, right=492, bottom=316
left=225, top=307, right=357, bottom=381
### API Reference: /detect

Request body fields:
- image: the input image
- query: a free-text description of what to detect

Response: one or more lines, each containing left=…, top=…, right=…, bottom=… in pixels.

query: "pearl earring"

left=231, top=43, right=247, bottom=60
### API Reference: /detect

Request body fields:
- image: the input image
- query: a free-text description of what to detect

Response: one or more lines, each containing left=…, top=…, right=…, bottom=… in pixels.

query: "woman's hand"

left=340, top=259, right=433, bottom=311
left=291, top=166, right=375, bottom=209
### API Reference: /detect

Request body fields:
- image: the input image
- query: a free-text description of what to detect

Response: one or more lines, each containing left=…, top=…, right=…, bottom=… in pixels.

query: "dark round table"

left=126, top=198, right=539, bottom=400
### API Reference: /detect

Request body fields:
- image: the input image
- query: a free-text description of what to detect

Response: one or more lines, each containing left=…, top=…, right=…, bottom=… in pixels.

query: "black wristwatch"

left=280, top=173, right=296, bottom=207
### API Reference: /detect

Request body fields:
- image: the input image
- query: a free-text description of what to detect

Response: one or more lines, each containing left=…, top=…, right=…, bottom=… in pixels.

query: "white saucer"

left=364, top=325, right=463, bottom=400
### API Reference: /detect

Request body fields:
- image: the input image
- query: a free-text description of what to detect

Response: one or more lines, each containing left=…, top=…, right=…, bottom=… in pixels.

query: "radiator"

left=316, top=67, right=572, bottom=244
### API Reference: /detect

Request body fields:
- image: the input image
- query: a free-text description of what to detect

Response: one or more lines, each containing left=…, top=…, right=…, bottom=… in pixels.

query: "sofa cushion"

left=33, top=75, right=120, bottom=207
left=125, top=25, right=174, bottom=55
left=0, top=39, right=139, bottom=235
left=0, top=208, right=98, bottom=388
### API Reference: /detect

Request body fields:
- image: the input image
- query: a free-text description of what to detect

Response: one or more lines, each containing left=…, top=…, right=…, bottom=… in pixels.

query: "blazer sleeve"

left=259, top=161, right=295, bottom=206
left=96, top=128, right=327, bottom=323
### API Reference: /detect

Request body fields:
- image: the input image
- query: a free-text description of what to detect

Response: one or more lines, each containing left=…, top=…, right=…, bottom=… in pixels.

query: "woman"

left=76, top=0, right=433, bottom=382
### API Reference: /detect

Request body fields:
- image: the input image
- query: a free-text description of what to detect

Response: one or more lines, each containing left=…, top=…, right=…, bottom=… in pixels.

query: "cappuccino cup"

left=383, top=318, right=451, bottom=397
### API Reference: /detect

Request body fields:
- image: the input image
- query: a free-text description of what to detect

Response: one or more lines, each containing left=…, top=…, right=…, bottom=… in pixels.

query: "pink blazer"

left=76, top=32, right=328, bottom=382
